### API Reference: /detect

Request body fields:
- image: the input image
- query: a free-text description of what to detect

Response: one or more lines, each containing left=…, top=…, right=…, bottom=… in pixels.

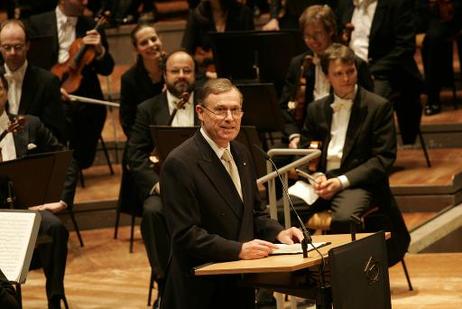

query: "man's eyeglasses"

left=167, top=68, right=193, bottom=75
left=0, top=44, right=25, bottom=52
left=201, top=105, right=244, bottom=119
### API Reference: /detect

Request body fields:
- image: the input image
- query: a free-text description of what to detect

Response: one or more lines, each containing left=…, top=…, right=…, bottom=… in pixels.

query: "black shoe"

left=424, top=103, right=441, bottom=116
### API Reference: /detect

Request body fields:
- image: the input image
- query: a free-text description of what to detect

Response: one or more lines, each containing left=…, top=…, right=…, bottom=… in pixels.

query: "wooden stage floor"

left=21, top=227, right=462, bottom=309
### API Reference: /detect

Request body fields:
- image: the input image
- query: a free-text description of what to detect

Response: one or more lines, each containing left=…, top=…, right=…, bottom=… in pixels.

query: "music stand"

left=328, top=231, right=391, bottom=309
left=150, top=125, right=266, bottom=178
left=237, top=82, right=283, bottom=133
left=0, top=151, right=72, bottom=209
left=209, top=30, right=305, bottom=93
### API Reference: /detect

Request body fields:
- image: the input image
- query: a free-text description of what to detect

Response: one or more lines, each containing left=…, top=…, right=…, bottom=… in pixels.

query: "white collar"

left=166, top=90, right=193, bottom=109
left=56, top=6, right=78, bottom=27
left=200, top=127, right=231, bottom=159
left=4, top=60, right=28, bottom=81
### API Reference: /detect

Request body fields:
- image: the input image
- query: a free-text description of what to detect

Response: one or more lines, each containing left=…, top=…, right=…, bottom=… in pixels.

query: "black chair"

left=113, top=164, right=142, bottom=253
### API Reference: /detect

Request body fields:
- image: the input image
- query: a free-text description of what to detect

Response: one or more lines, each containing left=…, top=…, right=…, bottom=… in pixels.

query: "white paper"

left=288, top=180, right=319, bottom=205
left=0, top=212, right=36, bottom=282
left=271, top=242, right=328, bottom=255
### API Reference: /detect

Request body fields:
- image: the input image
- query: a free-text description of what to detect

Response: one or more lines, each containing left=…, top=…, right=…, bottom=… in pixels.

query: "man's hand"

left=60, top=88, right=71, bottom=101
left=313, top=175, right=343, bottom=200
left=289, top=137, right=300, bottom=149
left=239, top=239, right=278, bottom=259
left=276, top=227, right=304, bottom=245
left=83, top=29, right=104, bottom=56
left=262, top=18, right=280, bottom=31
left=29, top=202, right=67, bottom=214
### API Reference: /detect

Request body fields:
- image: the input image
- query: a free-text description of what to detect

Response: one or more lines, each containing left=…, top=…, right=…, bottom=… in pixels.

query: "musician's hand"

left=314, top=177, right=342, bottom=200
left=60, top=88, right=71, bottom=101
left=277, top=227, right=304, bottom=245
left=262, top=18, right=280, bottom=31
left=83, top=29, right=104, bottom=56
left=239, top=239, right=278, bottom=259
left=289, top=137, right=300, bottom=149
left=29, top=202, right=67, bottom=214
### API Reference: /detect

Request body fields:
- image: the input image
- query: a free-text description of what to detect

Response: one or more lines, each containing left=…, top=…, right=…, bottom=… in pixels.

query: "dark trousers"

left=309, top=188, right=372, bottom=233
left=374, top=78, right=422, bottom=145
left=30, top=210, right=68, bottom=303
left=422, top=18, right=462, bottom=105
left=141, top=195, right=170, bottom=294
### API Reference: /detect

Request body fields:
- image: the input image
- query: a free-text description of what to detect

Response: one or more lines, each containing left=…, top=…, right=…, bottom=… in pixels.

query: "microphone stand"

left=254, top=145, right=312, bottom=257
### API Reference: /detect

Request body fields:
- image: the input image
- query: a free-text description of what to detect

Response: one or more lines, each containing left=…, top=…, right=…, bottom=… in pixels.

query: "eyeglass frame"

left=199, top=104, right=244, bottom=119
left=0, top=44, right=26, bottom=52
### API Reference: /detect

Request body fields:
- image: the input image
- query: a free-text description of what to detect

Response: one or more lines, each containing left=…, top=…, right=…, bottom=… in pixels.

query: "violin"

left=149, top=91, right=191, bottom=170
left=0, top=116, right=26, bottom=143
left=291, top=55, right=313, bottom=128
left=0, top=116, right=26, bottom=162
left=52, top=13, right=109, bottom=94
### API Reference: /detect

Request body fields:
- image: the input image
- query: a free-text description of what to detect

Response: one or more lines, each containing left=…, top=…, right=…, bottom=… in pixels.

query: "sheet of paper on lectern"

left=0, top=210, right=41, bottom=283
left=271, top=242, right=329, bottom=255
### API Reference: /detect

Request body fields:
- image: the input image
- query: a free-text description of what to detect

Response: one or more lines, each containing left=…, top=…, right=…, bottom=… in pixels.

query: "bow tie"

left=4, top=72, right=21, bottom=83
left=331, top=99, right=353, bottom=113
left=61, top=16, right=78, bottom=28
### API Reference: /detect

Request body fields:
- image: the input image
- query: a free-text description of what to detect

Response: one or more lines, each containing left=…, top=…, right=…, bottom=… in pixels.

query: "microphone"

left=254, top=144, right=312, bottom=258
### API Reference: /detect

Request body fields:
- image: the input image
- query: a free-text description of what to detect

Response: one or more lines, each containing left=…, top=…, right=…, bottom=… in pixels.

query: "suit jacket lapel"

left=369, top=0, right=386, bottom=42
left=195, top=133, right=243, bottom=219
left=13, top=126, right=28, bottom=158
left=19, top=66, right=33, bottom=114
left=154, top=93, right=171, bottom=124
left=342, top=88, right=366, bottom=164
left=321, top=95, right=334, bottom=169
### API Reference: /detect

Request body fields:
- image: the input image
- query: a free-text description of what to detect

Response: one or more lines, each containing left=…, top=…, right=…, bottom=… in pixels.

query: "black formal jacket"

left=15, top=64, right=67, bottom=143
left=280, top=50, right=374, bottom=138
left=181, top=1, right=255, bottom=54
left=335, top=0, right=421, bottom=81
left=301, top=87, right=409, bottom=265
left=126, top=92, right=199, bottom=201
left=0, top=269, right=17, bottom=309
left=25, top=10, right=115, bottom=168
left=161, top=132, right=283, bottom=309
left=301, top=87, right=396, bottom=195
left=119, top=59, right=164, bottom=138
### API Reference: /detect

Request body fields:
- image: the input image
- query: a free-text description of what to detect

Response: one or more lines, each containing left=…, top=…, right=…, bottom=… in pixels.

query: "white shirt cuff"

left=289, top=133, right=301, bottom=141
left=150, top=182, right=160, bottom=195
left=337, top=175, right=350, bottom=189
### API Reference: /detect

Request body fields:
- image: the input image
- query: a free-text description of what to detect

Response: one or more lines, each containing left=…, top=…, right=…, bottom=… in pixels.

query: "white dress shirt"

left=0, top=112, right=17, bottom=162
left=200, top=127, right=242, bottom=198
left=166, top=91, right=195, bottom=127
left=349, top=0, right=378, bottom=62
left=4, top=61, right=28, bottom=115
left=313, top=56, right=330, bottom=101
left=56, top=6, right=77, bottom=64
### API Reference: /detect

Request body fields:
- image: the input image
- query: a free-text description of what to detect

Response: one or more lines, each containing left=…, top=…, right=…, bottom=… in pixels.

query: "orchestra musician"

left=0, top=71, right=73, bottom=309
left=160, top=78, right=303, bottom=309
left=279, top=5, right=373, bottom=150
left=0, top=20, right=67, bottom=144
left=125, top=50, right=198, bottom=306
left=25, top=0, right=115, bottom=170
left=336, top=0, right=423, bottom=145
left=120, top=23, right=165, bottom=139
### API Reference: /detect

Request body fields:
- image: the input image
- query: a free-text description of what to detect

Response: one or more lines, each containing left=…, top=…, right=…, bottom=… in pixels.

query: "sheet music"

left=0, top=211, right=37, bottom=282
left=271, top=242, right=329, bottom=255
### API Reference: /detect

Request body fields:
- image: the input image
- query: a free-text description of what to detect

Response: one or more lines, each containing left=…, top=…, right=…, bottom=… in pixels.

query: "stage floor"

left=21, top=227, right=462, bottom=309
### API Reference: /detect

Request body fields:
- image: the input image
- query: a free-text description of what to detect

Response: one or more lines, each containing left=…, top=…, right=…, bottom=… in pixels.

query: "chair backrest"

left=328, top=232, right=391, bottom=309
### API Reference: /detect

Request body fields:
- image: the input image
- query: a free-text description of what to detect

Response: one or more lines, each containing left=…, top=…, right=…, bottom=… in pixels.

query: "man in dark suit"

left=160, top=78, right=303, bottom=309
left=25, top=0, right=115, bottom=169
left=300, top=43, right=396, bottom=233
left=126, top=50, right=197, bottom=304
left=279, top=4, right=373, bottom=149
left=0, top=19, right=67, bottom=143
left=0, top=72, right=70, bottom=309
left=335, top=0, right=423, bottom=144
